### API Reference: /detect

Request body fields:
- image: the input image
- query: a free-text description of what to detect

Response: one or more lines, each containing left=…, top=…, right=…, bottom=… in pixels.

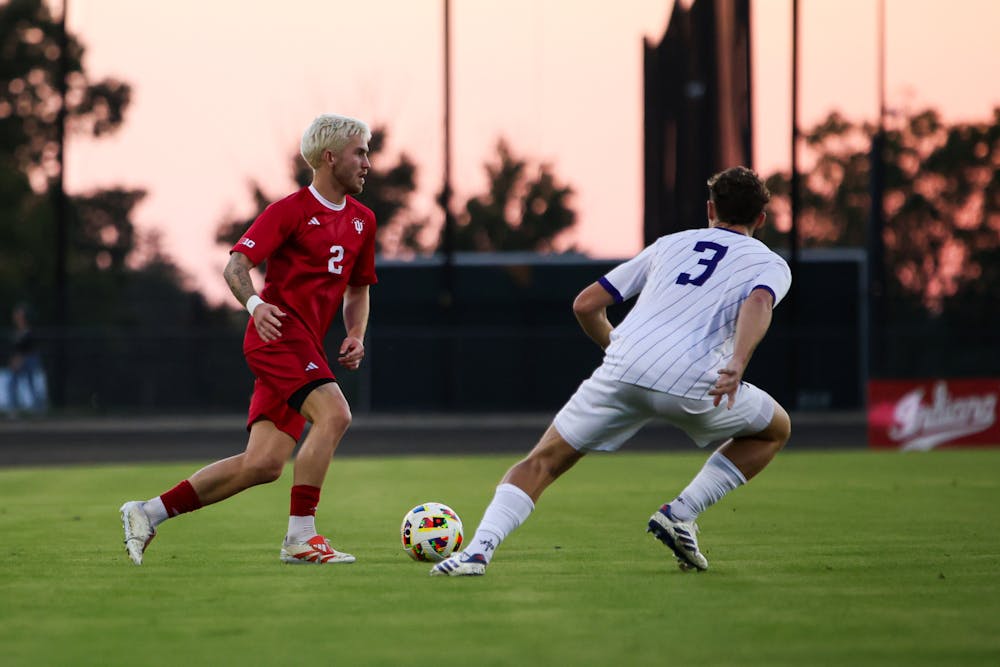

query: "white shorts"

left=552, top=372, right=775, bottom=451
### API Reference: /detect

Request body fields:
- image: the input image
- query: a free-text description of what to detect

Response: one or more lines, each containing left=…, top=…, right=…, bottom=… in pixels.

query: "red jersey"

left=231, top=185, right=378, bottom=353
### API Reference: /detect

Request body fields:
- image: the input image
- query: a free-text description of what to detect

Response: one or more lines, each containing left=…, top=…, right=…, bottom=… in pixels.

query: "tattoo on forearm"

left=225, top=255, right=257, bottom=305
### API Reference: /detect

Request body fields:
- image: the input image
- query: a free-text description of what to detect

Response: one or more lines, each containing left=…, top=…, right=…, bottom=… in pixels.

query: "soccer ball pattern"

left=400, top=502, right=464, bottom=562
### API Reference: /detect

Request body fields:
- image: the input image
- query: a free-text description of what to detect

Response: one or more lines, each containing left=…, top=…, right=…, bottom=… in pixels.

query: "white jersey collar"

left=309, top=185, right=346, bottom=211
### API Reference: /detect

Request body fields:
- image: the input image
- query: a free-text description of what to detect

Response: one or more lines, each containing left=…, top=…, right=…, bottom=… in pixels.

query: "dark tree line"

left=761, top=106, right=1000, bottom=324
left=446, top=140, right=576, bottom=253
left=0, top=0, right=233, bottom=331
left=215, top=136, right=578, bottom=258
left=214, top=128, right=429, bottom=256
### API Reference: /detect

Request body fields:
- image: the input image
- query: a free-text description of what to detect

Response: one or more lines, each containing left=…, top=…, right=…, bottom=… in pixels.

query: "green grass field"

left=1, top=448, right=999, bottom=666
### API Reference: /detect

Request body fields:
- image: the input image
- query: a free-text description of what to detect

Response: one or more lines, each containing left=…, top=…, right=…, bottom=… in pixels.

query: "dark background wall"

left=365, top=253, right=864, bottom=413
left=2, top=253, right=866, bottom=415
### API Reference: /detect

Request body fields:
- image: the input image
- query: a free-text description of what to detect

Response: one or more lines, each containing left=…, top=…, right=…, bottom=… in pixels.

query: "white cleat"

left=120, top=501, right=156, bottom=565
left=279, top=535, right=356, bottom=564
left=647, top=504, right=709, bottom=572
left=429, top=552, right=488, bottom=577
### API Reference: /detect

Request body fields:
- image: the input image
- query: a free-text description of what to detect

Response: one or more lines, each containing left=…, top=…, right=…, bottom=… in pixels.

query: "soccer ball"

left=400, top=502, right=464, bottom=562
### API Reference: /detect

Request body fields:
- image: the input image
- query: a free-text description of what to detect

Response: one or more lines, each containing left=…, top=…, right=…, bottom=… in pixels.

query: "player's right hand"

left=251, top=302, right=286, bottom=342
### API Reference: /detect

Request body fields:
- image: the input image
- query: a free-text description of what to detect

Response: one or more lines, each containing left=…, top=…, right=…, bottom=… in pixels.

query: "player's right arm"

left=577, top=241, right=659, bottom=349
left=572, top=281, right=616, bottom=349
left=224, top=251, right=285, bottom=342
left=708, top=287, right=774, bottom=409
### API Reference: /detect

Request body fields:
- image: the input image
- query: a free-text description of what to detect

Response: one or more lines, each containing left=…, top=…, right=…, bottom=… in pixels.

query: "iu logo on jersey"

left=351, top=218, right=364, bottom=234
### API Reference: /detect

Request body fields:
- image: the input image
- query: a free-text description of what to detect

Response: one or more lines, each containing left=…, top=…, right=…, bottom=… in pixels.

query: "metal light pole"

left=866, top=0, right=887, bottom=384
left=52, top=0, right=70, bottom=408
left=439, top=0, right=457, bottom=408
left=788, top=0, right=800, bottom=409
left=440, top=0, right=456, bottom=301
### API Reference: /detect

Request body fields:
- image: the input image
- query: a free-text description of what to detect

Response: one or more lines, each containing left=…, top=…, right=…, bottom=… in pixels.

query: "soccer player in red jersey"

left=120, top=114, right=377, bottom=565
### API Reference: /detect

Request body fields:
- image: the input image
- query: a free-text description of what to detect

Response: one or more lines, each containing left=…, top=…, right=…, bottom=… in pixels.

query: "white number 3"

left=328, top=245, right=345, bottom=274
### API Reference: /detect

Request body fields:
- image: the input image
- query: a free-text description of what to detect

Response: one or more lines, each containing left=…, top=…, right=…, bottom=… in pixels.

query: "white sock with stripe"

left=668, top=452, right=747, bottom=522
left=464, top=483, right=535, bottom=564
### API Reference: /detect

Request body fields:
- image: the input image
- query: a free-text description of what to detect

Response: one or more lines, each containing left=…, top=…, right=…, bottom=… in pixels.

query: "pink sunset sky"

left=65, top=0, right=1000, bottom=304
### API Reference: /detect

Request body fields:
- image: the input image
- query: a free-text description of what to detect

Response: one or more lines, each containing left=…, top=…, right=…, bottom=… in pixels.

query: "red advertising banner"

left=868, top=378, right=1000, bottom=450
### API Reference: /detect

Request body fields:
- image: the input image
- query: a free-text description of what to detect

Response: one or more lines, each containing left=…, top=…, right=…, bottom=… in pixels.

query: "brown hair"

left=707, top=166, right=771, bottom=226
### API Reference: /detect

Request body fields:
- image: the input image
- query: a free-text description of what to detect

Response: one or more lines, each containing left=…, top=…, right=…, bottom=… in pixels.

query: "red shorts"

left=244, top=333, right=336, bottom=441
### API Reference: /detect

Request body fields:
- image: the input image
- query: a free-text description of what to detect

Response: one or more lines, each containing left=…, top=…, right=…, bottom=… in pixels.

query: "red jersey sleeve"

left=230, top=199, right=296, bottom=265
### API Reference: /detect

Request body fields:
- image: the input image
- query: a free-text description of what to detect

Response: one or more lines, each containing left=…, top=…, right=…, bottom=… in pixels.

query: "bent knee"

left=312, top=404, right=352, bottom=436
left=245, top=456, right=286, bottom=484
left=770, top=405, right=792, bottom=447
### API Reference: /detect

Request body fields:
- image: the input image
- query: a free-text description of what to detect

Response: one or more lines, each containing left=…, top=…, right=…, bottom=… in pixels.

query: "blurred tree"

left=215, top=127, right=426, bottom=256
left=443, top=139, right=577, bottom=253
left=356, top=130, right=429, bottom=255
left=0, top=0, right=130, bottom=310
left=0, top=0, right=232, bottom=325
left=67, top=188, right=216, bottom=325
left=216, top=134, right=577, bottom=258
left=0, top=0, right=130, bottom=184
left=761, top=107, right=1000, bottom=316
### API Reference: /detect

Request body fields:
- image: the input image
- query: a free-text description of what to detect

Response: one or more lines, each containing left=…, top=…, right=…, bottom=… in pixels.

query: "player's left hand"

left=708, top=365, right=744, bottom=410
left=337, top=336, right=365, bottom=370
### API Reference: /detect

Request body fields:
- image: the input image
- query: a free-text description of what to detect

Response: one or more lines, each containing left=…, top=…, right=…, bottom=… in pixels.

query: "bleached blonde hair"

left=300, top=114, right=371, bottom=169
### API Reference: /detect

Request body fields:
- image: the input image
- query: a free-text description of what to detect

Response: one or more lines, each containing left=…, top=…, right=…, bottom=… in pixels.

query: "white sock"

left=668, top=452, right=747, bottom=522
left=285, top=515, right=317, bottom=544
left=142, top=497, right=169, bottom=528
left=464, top=483, right=535, bottom=564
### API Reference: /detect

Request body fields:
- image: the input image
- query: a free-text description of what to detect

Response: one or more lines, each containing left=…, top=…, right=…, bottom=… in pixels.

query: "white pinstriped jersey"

left=594, top=226, right=791, bottom=399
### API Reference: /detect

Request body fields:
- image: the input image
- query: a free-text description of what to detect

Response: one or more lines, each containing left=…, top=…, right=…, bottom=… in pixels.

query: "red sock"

left=290, top=485, right=321, bottom=517
left=160, top=480, right=203, bottom=517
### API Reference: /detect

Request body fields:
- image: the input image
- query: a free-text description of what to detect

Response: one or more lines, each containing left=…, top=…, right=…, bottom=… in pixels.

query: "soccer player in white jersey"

left=432, top=166, right=792, bottom=576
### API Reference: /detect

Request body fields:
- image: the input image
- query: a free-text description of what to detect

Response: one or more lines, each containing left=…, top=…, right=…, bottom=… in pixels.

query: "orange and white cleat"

left=279, top=535, right=356, bottom=564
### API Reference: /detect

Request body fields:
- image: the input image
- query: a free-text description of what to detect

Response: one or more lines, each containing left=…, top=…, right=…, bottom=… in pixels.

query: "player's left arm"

left=573, top=281, right=617, bottom=349
left=708, top=287, right=774, bottom=409
left=338, top=284, right=370, bottom=370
